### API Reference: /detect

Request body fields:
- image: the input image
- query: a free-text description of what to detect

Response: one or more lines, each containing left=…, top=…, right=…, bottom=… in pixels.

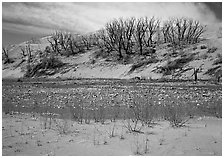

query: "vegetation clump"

left=158, top=53, right=195, bottom=75
left=24, top=47, right=64, bottom=77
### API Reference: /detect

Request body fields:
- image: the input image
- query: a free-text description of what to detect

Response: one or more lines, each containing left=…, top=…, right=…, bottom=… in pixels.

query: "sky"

left=2, top=2, right=222, bottom=46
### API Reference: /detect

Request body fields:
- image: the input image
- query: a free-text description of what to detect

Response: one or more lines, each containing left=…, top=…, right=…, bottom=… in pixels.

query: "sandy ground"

left=2, top=113, right=222, bottom=156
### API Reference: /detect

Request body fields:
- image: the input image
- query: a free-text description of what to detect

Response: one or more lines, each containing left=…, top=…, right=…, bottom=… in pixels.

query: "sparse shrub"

left=83, top=109, right=91, bottom=124
left=144, top=137, right=149, bottom=154
left=93, top=49, right=110, bottom=59
left=170, top=51, right=179, bottom=57
left=120, top=126, right=125, bottom=140
left=205, top=65, right=222, bottom=82
left=107, top=122, right=116, bottom=138
left=122, top=54, right=133, bottom=64
left=24, top=49, right=64, bottom=77
left=110, top=102, right=120, bottom=122
left=90, top=59, right=96, bottom=64
left=132, top=135, right=149, bottom=155
left=99, top=105, right=106, bottom=124
left=129, top=58, right=159, bottom=73
left=132, top=134, right=142, bottom=155
left=124, top=108, right=144, bottom=133
left=124, top=93, right=155, bottom=133
left=213, top=54, right=222, bottom=65
left=205, top=65, right=221, bottom=76
left=207, top=47, right=217, bottom=53
left=54, top=118, right=70, bottom=134
left=2, top=46, right=14, bottom=64
left=41, top=55, right=64, bottom=69
left=53, top=106, right=73, bottom=134
left=160, top=54, right=194, bottom=75
left=93, top=126, right=102, bottom=145
left=164, top=101, right=189, bottom=127
left=201, top=53, right=209, bottom=59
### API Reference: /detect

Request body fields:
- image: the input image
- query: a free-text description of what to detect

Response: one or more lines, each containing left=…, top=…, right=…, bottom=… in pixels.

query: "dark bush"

left=40, top=56, right=64, bottom=69
left=24, top=55, right=64, bottom=77
left=94, top=49, right=110, bottom=59
left=3, top=58, right=14, bottom=64
left=193, top=46, right=197, bottom=50
left=200, top=45, right=207, bottom=49
left=207, top=47, right=217, bottom=53
left=160, top=54, right=194, bottom=75
left=129, top=58, right=159, bottom=73
left=213, top=57, right=222, bottom=65
left=142, top=47, right=156, bottom=56
left=164, top=103, right=188, bottom=127
left=204, top=65, right=221, bottom=76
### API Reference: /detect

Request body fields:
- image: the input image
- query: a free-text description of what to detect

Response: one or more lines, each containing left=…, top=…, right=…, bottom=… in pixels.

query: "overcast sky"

left=2, top=2, right=222, bottom=46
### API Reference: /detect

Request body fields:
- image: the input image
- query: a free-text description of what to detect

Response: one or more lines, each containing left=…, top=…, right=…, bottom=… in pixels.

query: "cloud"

left=2, top=2, right=221, bottom=36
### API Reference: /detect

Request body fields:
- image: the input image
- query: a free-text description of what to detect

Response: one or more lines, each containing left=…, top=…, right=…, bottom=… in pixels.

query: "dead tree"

left=48, top=31, right=81, bottom=56
left=81, top=35, right=92, bottom=50
left=192, top=68, right=199, bottom=82
left=174, top=18, right=188, bottom=45
left=91, top=33, right=100, bottom=46
left=26, top=44, right=32, bottom=63
left=162, top=18, right=205, bottom=46
left=134, top=17, right=147, bottom=55
left=47, top=31, right=61, bottom=55
left=144, top=16, right=160, bottom=47
left=2, top=46, right=11, bottom=64
left=121, top=17, right=136, bottom=55
left=58, top=32, right=71, bottom=53
left=162, top=22, right=172, bottom=43
left=192, top=21, right=205, bottom=43
left=20, top=46, right=26, bottom=57
left=105, top=19, right=124, bottom=59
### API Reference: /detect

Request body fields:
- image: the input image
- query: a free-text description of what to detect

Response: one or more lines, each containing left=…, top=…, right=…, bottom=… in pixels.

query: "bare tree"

left=162, top=22, right=172, bottom=43
left=73, top=35, right=85, bottom=54
left=47, top=31, right=61, bottom=55
left=81, top=35, right=92, bottom=50
left=105, top=18, right=124, bottom=59
left=192, top=21, right=205, bottom=43
left=20, top=46, right=26, bottom=57
left=134, top=18, right=147, bottom=55
left=2, top=46, right=11, bottom=64
left=162, top=18, right=205, bottom=46
left=121, top=17, right=136, bottom=55
left=97, top=29, right=114, bottom=52
left=144, top=16, right=160, bottom=47
left=58, top=31, right=72, bottom=54
left=48, top=31, right=85, bottom=56
left=91, top=33, right=100, bottom=46
left=26, top=44, right=32, bottom=63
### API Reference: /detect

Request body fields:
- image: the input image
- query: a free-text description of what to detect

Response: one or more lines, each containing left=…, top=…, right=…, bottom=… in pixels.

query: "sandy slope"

left=2, top=113, right=221, bottom=156
left=2, top=24, right=222, bottom=80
